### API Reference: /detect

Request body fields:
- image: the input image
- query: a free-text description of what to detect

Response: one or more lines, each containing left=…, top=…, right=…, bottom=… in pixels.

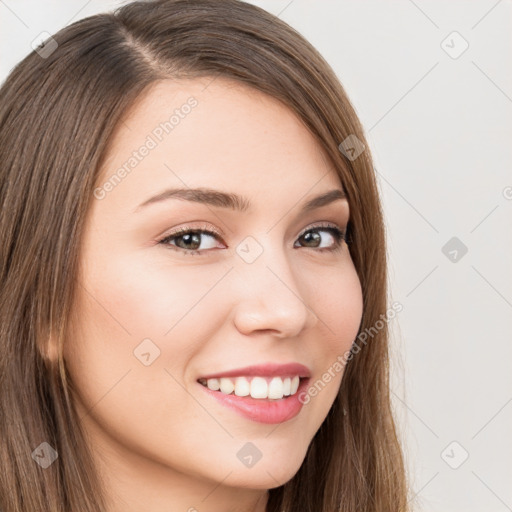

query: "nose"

left=230, top=244, right=318, bottom=338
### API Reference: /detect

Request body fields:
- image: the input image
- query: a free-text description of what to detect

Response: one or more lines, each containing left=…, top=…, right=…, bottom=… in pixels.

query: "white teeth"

left=283, top=377, right=291, bottom=396
left=268, top=377, right=284, bottom=399
left=200, top=375, right=303, bottom=400
left=250, top=377, right=268, bottom=399
left=290, top=376, right=300, bottom=395
left=219, top=378, right=234, bottom=395
left=234, top=377, right=250, bottom=397
left=207, top=378, right=220, bottom=391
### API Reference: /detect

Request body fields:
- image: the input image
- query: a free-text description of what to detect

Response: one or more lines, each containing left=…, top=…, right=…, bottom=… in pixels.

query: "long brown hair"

left=0, top=1, right=408, bottom=510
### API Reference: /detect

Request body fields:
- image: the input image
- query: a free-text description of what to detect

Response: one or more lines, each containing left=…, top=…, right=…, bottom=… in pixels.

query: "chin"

left=226, top=457, right=304, bottom=490
left=228, top=471, right=296, bottom=490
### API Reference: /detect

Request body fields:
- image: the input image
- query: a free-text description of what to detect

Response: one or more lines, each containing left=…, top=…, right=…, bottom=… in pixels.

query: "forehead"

left=95, top=77, right=343, bottom=213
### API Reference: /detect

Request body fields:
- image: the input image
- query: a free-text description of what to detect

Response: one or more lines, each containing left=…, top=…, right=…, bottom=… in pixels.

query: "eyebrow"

left=133, top=186, right=347, bottom=214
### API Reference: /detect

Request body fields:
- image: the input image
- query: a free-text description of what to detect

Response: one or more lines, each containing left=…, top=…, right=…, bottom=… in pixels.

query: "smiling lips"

left=198, top=375, right=302, bottom=400
left=197, top=362, right=310, bottom=401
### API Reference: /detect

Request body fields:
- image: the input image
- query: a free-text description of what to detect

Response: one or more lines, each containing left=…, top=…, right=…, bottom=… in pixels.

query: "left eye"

left=295, top=226, right=346, bottom=251
left=158, top=223, right=346, bottom=256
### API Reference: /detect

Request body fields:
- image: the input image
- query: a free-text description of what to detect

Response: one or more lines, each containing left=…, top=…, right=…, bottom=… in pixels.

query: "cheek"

left=306, top=256, right=364, bottom=353
left=78, top=246, right=231, bottom=344
left=297, top=259, right=363, bottom=419
left=63, top=261, right=228, bottom=473
left=64, top=249, right=232, bottom=410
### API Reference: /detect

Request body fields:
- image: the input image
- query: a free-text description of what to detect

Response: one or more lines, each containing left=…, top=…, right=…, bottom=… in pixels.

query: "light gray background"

left=1, top=1, right=511, bottom=511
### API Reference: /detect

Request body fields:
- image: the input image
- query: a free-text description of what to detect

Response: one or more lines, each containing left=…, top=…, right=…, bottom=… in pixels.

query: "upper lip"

left=198, top=362, right=311, bottom=380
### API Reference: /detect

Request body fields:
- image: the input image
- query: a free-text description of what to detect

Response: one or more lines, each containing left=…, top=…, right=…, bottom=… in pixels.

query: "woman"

left=0, top=0, right=408, bottom=510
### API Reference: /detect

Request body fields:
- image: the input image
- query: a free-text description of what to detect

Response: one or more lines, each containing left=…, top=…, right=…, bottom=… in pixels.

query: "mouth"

left=196, top=375, right=311, bottom=424
left=197, top=375, right=308, bottom=401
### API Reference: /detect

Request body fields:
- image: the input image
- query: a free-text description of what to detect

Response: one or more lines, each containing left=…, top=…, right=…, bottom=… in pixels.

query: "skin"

left=63, top=77, right=364, bottom=512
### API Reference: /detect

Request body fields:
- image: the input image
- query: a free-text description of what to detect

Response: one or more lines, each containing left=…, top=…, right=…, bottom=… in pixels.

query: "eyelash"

left=157, top=222, right=348, bottom=257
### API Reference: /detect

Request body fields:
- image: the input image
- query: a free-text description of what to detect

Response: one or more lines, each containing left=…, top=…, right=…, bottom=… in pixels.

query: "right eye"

left=158, top=225, right=225, bottom=256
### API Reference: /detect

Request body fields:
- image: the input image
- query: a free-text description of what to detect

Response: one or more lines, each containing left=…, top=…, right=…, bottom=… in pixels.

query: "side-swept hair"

left=0, top=1, right=408, bottom=510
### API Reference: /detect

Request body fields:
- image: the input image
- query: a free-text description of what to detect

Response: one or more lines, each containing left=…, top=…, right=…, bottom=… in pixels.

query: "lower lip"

left=198, top=378, right=310, bottom=424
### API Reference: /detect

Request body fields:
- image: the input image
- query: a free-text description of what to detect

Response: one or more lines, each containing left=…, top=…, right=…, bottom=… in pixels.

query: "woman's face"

left=64, top=77, right=363, bottom=501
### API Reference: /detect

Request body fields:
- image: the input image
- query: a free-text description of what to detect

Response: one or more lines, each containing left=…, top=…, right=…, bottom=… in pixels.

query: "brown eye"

left=294, top=225, right=346, bottom=252
left=159, top=227, right=224, bottom=256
